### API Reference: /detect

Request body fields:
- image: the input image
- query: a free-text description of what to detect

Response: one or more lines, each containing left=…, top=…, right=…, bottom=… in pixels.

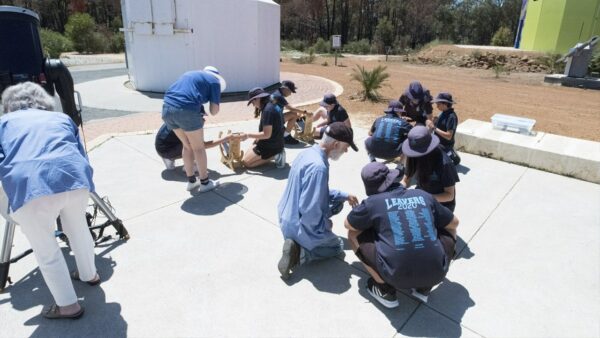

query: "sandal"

left=43, top=304, right=85, bottom=319
left=70, top=270, right=101, bottom=286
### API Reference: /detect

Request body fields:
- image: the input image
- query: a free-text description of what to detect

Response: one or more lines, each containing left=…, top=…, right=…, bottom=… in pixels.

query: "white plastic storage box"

left=491, top=113, right=536, bottom=135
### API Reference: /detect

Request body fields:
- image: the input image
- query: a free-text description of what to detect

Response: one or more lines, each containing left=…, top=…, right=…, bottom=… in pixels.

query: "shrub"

left=350, top=65, right=390, bottom=101
left=281, top=39, right=307, bottom=52
left=491, top=26, right=513, bottom=47
left=470, top=49, right=482, bottom=60
left=344, top=39, right=371, bottom=55
left=65, top=13, right=97, bottom=53
left=312, top=38, right=331, bottom=54
left=109, top=32, right=125, bottom=53
left=537, top=53, right=564, bottom=74
left=294, top=48, right=316, bottom=64
left=40, top=28, right=72, bottom=58
left=492, top=64, right=506, bottom=78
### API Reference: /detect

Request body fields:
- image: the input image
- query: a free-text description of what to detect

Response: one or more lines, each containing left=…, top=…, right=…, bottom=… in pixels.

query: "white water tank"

left=121, top=0, right=280, bottom=93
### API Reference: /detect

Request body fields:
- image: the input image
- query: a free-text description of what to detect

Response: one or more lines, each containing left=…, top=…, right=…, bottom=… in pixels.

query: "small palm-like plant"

left=350, top=65, right=390, bottom=102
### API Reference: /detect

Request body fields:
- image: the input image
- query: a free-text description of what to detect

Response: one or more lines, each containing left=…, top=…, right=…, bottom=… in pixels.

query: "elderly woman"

left=0, top=82, right=98, bottom=319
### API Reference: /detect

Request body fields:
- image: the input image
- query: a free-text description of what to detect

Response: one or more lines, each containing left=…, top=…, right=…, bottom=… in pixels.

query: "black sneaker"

left=284, top=134, right=300, bottom=145
left=278, top=239, right=300, bottom=280
left=367, top=278, right=399, bottom=308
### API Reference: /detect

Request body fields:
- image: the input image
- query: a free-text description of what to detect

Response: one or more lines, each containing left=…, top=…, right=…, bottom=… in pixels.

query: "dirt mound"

left=412, top=44, right=552, bottom=73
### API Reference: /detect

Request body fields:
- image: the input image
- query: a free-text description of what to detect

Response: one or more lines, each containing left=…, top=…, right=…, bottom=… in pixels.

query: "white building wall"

left=121, top=0, right=280, bottom=93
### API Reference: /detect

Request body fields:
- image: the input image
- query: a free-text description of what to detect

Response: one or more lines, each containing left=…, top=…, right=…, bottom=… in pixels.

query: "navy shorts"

left=253, top=143, right=282, bottom=160
left=162, top=104, right=205, bottom=132
left=364, top=137, right=402, bottom=160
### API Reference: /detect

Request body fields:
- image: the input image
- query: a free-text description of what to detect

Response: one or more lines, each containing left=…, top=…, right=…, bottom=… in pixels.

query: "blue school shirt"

left=163, top=71, right=221, bottom=111
left=0, top=109, right=95, bottom=213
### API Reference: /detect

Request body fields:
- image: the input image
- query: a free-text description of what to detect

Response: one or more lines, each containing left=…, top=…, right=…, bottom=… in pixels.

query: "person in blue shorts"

left=161, top=66, right=226, bottom=192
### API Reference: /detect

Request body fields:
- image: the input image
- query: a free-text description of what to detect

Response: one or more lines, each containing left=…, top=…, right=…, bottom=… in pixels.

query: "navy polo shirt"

left=257, top=102, right=285, bottom=151
left=435, top=108, right=458, bottom=148
left=327, top=104, right=349, bottom=124
left=347, top=186, right=455, bottom=289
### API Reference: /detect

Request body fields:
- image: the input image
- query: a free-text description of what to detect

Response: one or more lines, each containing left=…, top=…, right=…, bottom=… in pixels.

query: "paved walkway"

left=0, top=120, right=598, bottom=337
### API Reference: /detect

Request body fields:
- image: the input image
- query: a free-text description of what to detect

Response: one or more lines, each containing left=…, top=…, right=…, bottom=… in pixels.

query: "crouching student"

left=401, top=126, right=460, bottom=212
left=155, top=123, right=230, bottom=170
left=345, top=162, right=459, bottom=308
left=312, top=93, right=351, bottom=139
left=364, top=100, right=412, bottom=163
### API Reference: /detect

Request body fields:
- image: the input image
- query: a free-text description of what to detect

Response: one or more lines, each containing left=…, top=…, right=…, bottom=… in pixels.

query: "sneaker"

left=274, top=150, right=286, bottom=168
left=162, top=158, right=176, bottom=170
left=186, top=179, right=201, bottom=191
left=410, top=288, right=431, bottom=303
left=284, top=134, right=300, bottom=145
left=278, top=239, right=300, bottom=280
left=367, top=278, right=399, bottom=308
left=197, top=179, right=219, bottom=193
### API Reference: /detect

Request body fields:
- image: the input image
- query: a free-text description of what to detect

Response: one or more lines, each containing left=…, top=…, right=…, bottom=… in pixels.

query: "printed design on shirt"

left=385, top=196, right=438, bottom=250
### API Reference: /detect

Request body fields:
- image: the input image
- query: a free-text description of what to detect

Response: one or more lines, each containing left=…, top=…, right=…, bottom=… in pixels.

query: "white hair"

left=1, top=82, right=55, bottom=114
left=321, top=133, right=337, bottom=146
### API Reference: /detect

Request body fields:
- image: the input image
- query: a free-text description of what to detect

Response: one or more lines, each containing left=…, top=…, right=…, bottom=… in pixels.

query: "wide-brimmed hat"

left=320, top=93, right=338, bottom=107
left=280, top=80, right=297, bottom=93
left=402, top=126, right=440, bottom=157
left=324, top=122, right=358, bottom=152
left=432, top=92, right=454, bottom=105
left=203, top=66, right=227, bottom=92
left=361, top=162, right=401, bottom=196
left=405, top=81, right=424, bottom=101
left=247, top=87, right=270, bottom=106
left=384, top=100, right=405, bottom=114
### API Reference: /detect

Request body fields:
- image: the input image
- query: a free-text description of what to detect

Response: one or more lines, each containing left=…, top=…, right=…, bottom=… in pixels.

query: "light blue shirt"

left=278, top=145, right=348, bottom=250
left=0, top=109, right=95, bottom=213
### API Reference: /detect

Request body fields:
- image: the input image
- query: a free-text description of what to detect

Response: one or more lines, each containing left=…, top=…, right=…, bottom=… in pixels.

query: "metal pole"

left=89, top=192, right=118, bottom=221
left=0, top=221, right=15, bottom=264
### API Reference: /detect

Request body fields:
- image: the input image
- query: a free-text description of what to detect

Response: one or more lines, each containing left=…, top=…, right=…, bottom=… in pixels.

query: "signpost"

left=332, top=35, right=341, bottom=66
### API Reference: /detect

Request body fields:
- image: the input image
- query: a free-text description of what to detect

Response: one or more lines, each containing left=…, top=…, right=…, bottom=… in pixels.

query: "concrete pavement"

left=0, top=120, right=598, bottom=337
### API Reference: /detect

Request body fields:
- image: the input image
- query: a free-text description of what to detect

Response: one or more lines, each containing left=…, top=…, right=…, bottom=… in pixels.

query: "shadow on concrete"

left=0, top=242, right=127, bottom=337
left=283, top=257, right=356, bottom=294
left=454, top=236, right=475, bottom=260
left=398, top=279, right=475, bottom=338
left=181, top=182, right=248, bottom=215
left=246, top=166, right=291, bottom=181
left=160, top=167, right=239, bottom=182
left=456, top=163, right=471, bottom=175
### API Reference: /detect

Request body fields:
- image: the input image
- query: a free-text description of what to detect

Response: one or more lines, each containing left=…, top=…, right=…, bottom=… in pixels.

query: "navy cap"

left=247, top=87, right=270, bottom=106
left=324, top=122, right=358, bottom=152
left=281, top=80, right=297, bottom=93
left=432, top=92, right=454, bottom=105
left=405, top=81, right=425, bottom=101
left=384, top=100, right=405, bottom=114
left=320, top=93, right=338, bottom=107
left=361, top=162, right=401, bottom=196
left=402, top=126, right=440, bottom=157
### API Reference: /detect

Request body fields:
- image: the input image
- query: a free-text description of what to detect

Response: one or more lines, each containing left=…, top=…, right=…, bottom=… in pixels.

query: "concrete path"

left=0, top=120, right=598, bottom=337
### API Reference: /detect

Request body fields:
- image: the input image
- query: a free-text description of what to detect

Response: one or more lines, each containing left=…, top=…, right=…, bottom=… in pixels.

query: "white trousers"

left=11, top=189, right=96, bottom=306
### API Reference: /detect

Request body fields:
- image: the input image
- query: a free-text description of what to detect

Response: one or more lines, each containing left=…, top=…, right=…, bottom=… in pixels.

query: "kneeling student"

left=345, top=162, right=459, bottom=308
left=238, top=87, right=286, bottom=169
left=155, top=123, right=230, bottom=170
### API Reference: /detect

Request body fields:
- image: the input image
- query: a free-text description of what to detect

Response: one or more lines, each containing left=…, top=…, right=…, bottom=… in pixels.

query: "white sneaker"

left=186, top=179, right=201, bottom=191
left=197, top=179, right=219, bottom=193
left=274, top=150, right=286, bottom=169
left=162, top=158, right=176, bottom=170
